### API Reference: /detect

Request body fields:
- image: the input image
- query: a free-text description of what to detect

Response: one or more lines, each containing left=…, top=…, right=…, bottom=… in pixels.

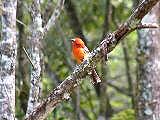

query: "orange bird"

left=71, top=37, right=101, bottom=84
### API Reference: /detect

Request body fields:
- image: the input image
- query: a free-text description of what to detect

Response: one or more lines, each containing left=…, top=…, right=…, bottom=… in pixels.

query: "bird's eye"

left=75, top=43, right=81, bottom=47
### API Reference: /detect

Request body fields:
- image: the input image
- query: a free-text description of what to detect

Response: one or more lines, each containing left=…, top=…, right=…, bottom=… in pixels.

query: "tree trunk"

left=121, top=41, right=134, bottom=108
left=26, top=0, right=42, bottom=117
left=98, top=0, right=113, bottom=119
left=26, top=0, right=65, bottom=118
left=0, top=0, right=17, bottom=119
left=98, top=63, right=113, bottom=120
left=136, top=2, right=160, bottom=120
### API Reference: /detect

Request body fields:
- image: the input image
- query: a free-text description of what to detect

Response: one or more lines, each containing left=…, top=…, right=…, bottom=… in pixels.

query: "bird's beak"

left=70, top=38, right=75, bottom=42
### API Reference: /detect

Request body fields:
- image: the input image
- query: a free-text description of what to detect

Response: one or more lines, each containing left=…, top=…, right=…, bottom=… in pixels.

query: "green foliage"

left=111, top=109, right=135, bottom=120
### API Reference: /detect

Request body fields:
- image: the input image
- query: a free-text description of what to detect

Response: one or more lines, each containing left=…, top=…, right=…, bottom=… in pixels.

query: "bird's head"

left=71, top=37, right=85, bottom=48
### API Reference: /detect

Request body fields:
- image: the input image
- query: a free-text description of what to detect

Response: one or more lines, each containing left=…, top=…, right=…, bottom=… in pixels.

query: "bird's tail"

left=89, top=68, right=101, bottom=84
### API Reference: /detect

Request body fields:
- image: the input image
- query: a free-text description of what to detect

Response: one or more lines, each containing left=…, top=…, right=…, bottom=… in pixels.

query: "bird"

left=70, top=37, right=101, bottom=84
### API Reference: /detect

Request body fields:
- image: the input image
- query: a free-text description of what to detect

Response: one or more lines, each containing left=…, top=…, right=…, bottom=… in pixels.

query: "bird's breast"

left=72, top=48, right=85, bottom=64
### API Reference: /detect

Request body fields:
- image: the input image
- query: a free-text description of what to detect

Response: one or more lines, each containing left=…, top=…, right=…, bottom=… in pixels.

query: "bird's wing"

left=83, top=46, right=90, bottom=61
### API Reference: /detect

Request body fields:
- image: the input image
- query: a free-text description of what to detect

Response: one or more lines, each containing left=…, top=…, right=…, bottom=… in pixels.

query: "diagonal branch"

left=25, top=0, right=159, bottom=120
left=43, top=0, right=65, bottom=35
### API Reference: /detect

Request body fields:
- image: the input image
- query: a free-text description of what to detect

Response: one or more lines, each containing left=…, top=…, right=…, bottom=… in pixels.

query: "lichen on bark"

left=137, top=2, right=160, bottom=120
left=0, top=0, right=17, bottom=119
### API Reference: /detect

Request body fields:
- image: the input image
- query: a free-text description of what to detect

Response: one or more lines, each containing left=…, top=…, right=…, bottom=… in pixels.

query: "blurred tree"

left=121, top=41, right=134, bottom=107
left=136, top=2, right=160, bottom=120
left=17, top=0, right=29, bottom=113
left=64, top=0, right=87, bottom=44
left=97, top=0, right=113, bottom=120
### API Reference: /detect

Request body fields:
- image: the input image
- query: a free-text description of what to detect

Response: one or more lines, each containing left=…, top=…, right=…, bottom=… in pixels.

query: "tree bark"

left=121, top=41, right=134, bottom=107
left=0, top=0, right=17, bottom=119
left=136, top=2, right=160, bottom=120
left=26, top=0, right=43, bottom=117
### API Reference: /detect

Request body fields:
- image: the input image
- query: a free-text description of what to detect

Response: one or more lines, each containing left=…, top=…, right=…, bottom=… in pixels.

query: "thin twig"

left=22, top=47, right=36, bottom=69
left=16, top=19, right=28, bottom=28
left=133, top=23, right=159, bottom=31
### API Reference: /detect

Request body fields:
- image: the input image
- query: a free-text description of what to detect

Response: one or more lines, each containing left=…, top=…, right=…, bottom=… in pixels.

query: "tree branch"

left=42, top=0, right=54, bottom=26
left=23, top=47, right=36, bottom=69
left=25, top=0, right=159, bottom=119
left=43, top=0, right=65, bottom=34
